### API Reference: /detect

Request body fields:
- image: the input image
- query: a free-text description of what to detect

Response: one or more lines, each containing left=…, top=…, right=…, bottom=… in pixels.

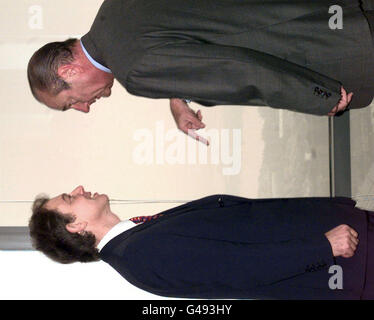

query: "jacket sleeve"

left=125, top=42, right=342, bottom=115
left=130, top=231, right=335, bottom=294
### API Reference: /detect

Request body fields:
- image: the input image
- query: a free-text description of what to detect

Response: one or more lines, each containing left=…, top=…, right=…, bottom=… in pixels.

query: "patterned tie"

left=130, top=213, right=163, bottom=224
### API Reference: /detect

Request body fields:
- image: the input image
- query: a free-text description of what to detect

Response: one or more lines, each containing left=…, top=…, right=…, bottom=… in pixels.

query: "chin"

left=93, top=193, right=109, bottom=205
left=99, top=193, right=110, bottom=205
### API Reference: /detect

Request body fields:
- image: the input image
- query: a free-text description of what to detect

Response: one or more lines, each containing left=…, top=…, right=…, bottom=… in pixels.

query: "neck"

left=93, top=210, right=121, bottom=245
left=72, top=40, right=96, bottom=71
left=75, top=39, right=113, bottom=75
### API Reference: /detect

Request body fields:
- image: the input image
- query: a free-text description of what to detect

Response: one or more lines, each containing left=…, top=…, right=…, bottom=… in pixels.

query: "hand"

left=325, top=224, right=359, bottom=258
left=328, top=86, right=353, bottom=116
left=169, top=98, right=209, bottom=145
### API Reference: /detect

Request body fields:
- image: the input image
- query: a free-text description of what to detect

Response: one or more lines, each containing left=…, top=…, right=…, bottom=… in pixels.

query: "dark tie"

left=129, top=213, right=163, bottom=224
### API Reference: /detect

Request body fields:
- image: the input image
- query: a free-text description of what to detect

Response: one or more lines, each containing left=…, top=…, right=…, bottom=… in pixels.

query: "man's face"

left=45, top=185, right=110, bottom=228
left=38, top=69, right=114, bottom=113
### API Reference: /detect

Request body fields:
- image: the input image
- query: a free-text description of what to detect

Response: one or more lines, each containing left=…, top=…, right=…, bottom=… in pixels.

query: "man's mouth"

left=84, top=192, right=99, bottom=199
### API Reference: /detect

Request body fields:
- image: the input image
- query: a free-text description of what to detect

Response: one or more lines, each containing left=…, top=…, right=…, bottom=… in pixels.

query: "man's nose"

left=71, top=102, right=90, bottom=113
left=71, top=185, right=85, bottom=195
left=103, top=87, right=112, bottom=97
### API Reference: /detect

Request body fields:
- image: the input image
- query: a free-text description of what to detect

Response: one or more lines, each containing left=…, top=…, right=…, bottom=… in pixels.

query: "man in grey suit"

left=28, top=0, right=373, bottom=143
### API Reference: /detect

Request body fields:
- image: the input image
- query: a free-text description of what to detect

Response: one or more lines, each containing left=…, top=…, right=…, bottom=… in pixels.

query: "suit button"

left=317, top=262, right=327, bottom=270
left=321, top=91, right=331, bottom=99
left=218, top=197, right=224, bottom=207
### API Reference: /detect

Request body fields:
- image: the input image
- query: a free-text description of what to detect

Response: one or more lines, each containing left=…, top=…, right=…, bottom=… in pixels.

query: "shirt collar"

left=97, top=220, right=136, bottom=252
left=80, top=40, right=112, bottom=74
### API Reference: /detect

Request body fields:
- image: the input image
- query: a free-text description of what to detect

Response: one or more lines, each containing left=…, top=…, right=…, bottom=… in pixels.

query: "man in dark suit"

left=27, top=0, right=374, bottom=144
left=29, top=185, right=373, bottom=299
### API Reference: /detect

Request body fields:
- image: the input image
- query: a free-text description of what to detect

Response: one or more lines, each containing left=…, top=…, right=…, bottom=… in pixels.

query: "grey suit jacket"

left=81, top=0, right=374, bottom=115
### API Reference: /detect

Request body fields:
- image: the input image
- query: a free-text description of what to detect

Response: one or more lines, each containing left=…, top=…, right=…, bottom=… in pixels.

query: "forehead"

left=44, top=193, right=68, bottom=211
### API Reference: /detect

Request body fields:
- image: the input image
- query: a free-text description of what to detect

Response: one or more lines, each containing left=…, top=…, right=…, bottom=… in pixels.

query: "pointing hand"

left=170, top=98, right=209, bottom=146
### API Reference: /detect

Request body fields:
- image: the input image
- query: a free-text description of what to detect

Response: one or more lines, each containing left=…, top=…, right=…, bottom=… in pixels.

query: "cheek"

left=72, top=199, right=95, bottom=215
left=71, top=85, right=93, bottom=98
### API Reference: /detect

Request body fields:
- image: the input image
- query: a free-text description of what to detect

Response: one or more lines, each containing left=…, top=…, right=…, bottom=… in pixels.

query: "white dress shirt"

left=97, top=220, right=137, bottom=252
left=80, top=40, right=112, bottom=73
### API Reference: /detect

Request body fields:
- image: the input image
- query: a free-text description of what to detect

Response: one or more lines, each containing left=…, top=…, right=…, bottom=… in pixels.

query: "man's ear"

left=57, top=64, right=81, bottom=81
left=66, top=221, right=88, bottom=234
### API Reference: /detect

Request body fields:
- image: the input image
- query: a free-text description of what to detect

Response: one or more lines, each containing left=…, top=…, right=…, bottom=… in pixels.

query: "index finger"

left=186, top=114, right=206, bottom=129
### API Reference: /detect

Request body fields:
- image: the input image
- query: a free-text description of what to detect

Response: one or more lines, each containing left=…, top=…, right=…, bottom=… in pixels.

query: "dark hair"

left=28, top=195, right=100, bottom=264
left=27, top=38, right=77, bottom=101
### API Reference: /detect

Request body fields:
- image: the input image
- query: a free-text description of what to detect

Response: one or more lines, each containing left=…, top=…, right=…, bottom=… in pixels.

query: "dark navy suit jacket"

left=100, top=195, right=368, bottom=299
